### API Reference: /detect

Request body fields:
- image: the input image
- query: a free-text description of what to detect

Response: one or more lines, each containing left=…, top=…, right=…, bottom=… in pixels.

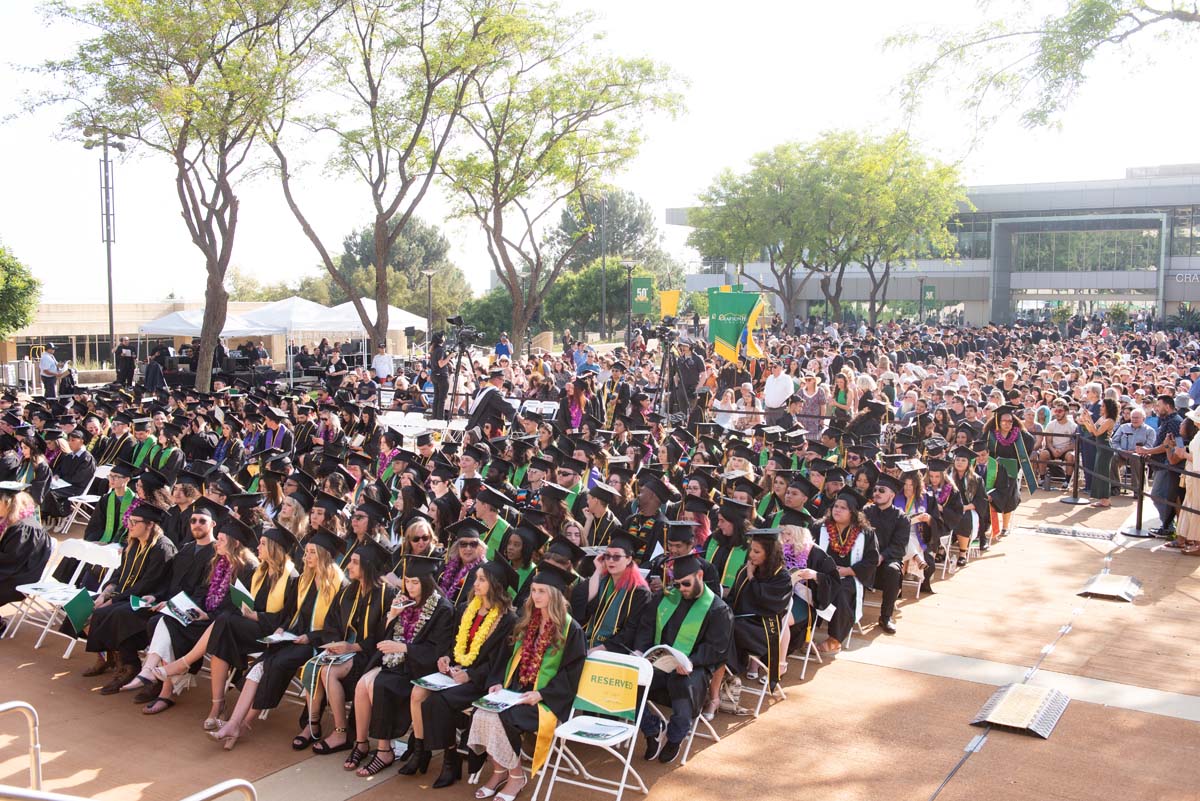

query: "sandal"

left=475, top=768, right=508, bottom=800
left=312, top=727, right=351, bottom=755
left=121, top=674, right=156, bottom=693
left=343, top=742, right=371, bottom=771
left=203, top=698, right=227, bottom=732
left=141, top=697, right=175, bottom=715
left=356, top=751, right=395, bottom=777
left=292, top=724, right=322, bottom=751
left=497, top=769, right=527, bottom=801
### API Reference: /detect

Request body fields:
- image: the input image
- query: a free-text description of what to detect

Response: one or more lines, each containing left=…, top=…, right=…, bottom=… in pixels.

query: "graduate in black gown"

left=644, top=518, right=721, bottom=597
left=150, top=525, right=300, bottom=728
left=0, top=482, right=52, bottom=625
left=778, top=524, right=843, bottom=665
left=573, top=531, right=651, bottom=653
left=436, top=519, right=488, bottom=608
left=304, top=535, right=398, bottom=756
left=210, top=527, right=347, bottom=751
left=86, top=497, right=221, bottom=693
left=138, top=513, right=260, bottom=715
left=344, top=554, right=454, bottom=777
left=726, top=527, right=794, bottom=690
left=633, top=552, right=733, bottom=764
left=466, top=561, right=586, bottom=800
left=811, top=489, right=879, bottom=654
left=410, top=559, right=518, bottom=790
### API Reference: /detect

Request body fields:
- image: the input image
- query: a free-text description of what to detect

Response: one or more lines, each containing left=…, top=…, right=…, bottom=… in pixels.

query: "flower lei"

left=0, top=505, right=38, bottom=538
left=205, top=557, right=233, bottom=612
left=824, top=518, right=860, bottom=558
left=994, top=426, right=1019, bottom=446
left=439, top=556, right=481, bottom=598
left=783, top=543, right=809, bottom=571
left=122, top=497, right=143, bottom=529
left=517, top=607, right=555, bottom=688
left=384, top=589, right=442, bottom=668
left=453, top=596, right=502, bottom=667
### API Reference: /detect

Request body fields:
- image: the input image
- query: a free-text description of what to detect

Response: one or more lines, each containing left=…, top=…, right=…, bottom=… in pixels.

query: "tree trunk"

left=510, top=292, right=529, bottom=359
left=196, top=265, right=229, bottom=393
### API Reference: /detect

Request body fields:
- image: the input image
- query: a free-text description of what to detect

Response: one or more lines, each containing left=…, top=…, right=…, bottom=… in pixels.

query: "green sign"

left=922, top=285, right=936, bottom=302
left=631, top=277, right=654, bottom=314
left=708, top=291, right=760, bottom=362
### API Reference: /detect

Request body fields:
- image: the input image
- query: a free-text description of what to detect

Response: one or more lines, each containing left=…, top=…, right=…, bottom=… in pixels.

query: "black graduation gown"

left=644, top=552, right=721, bottom=597
left=150, top=558, right=259, bottom=673
left=161, top=505, right=193, bottom=549
left=84, top=532, right=186, bottom=652
left=865, top=504, right=911, bottom=571
left=632, top=589, right=733, bottom=716
left=786, top=545, right=844, bottom=648
left=214, top=437, right=246, bottom=475
left=622, top=510, right=668, bottom=565
left=809, top=522, right=879, bottom=644
left=309, top=582, right=398, bottom=692
left=147, top=447, right=185, bottom=486
left=0, top=519, right=52, bottom=606
left=365, top=597, right=455, bottom=740
left=421, top=606, right=517, bottom=751
left=438, top=560, right=483, bottom=609
left=483, top=620, right=586, bottom=758
left=53, top=448, right=97, bottom=498
left=586, top=511, right=622, bottom=549
left=727, top=565, right=792, bottom=686
left=251, top=580, right=341, bottom=711
left=573, top=577, right=650, bottom=653
left=182, top=430, right=219, bottom=463
left=206, top=567, right=300, bottom=670
left=19, top=461, right=52, bottom=509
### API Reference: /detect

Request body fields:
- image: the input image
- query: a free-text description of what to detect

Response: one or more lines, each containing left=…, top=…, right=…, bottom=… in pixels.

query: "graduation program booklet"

left=230, top=579, right=255, bottom=610
left=472, top=689, right=526, bottom=713
left=258, top=631, right=299, bottom=645
left=413, top=672, right=460, bottom=691
left=643, top=644, right=693, bottom=674
left=161, top=592, right=204, bottom=625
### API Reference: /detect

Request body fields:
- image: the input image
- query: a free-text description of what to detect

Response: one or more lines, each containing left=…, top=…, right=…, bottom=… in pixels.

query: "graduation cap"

left=730, top=444, right=758, bottom=464
left=126, top=503, right=166, bottom=525
left=308, top=526, right=348, bottom=558
left=806, top=458, right=837, bottom=475
left=396, top=553, right=442, bottom=579
left=219, top=515, right=260, bottom=550
left=729, top=475, right=765, bottom=499
left=477, top=485, right=514, bottom=511
left=665, top=519, right=700, bottom=543
left=263, top=525, right=298, bottom=552
left=606, top=529, right=645, bottom=555
left=136, top=467, right=171, bottom=495
left=823, top=468, right=849, bottom=485
left=529, top=455, right=556, bottom=474
left=226, top=492, right=264, bottom=512
left=639, top=474, right=676, bottom=504
left=783, top=471, right=818, bottom=498
left=537, top=482, right=570, bottom=505
left=414, top=431, right=434, bottom=447
left=314, top=490, right=347, bottom=517
left=529, top=559, right=575, bottom=594
left=925, top=457, right=951, bottom=473
left=545, top=534, right=586, bottom=566
left=0, top=480, right=29, bottom=495
left=131, top=417, right=153, bottom=432
left=951, top=445, right=977, bottom=462
left=358, top=535, right=399, bottom=571
left=973, top=439, right=990, bottom=453
left=835, top=488, right=867, bottom=512
left=445, top=517, right=488, bottom=543
left=896, top=458, right=927, bottom=473
left=718, top=496, right=752, bottom=521
left=557, top=455, right=588, bottom=476
left=861, top=398, right=890, bottom=418
left=347, top=452, right=373, bottom=470
left=480, top=559, right=521, bottom=594
left=992, top=404, right=1021, bottom=424
left=747, top=527, right=781, bottom=541
left=207, top=472, right=243, bottom=498
left=761, top=425, right=786, bottom=443
left=587, top=483, right=621, bottom=507
left=358, top=495, right=392, bottom=524
left=848, top=444, right=879, bottom=461
left=110, top=459, right=139, bottom=478
left=665, top=552, right=703, bottom=578
left=670, top=427, right=697, bottom=447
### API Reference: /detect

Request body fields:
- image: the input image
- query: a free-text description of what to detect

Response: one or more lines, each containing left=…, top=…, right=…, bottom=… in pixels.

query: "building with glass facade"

left=675, top=164, right=1200, bottom=325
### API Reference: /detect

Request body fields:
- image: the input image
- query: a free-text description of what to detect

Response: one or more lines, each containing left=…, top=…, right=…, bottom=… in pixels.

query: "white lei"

left=383, top=590, right=441, bottom=668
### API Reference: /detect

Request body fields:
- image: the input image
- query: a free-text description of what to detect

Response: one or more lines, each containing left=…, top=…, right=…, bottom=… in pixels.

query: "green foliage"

left=689, top=131, right=966, bottom=324
left=542, top=260, right=630, bottom=335
left=0, top=244, right=41, bottom=339
left=1104, top=302, right=1130, bottom=329
left=442, top=6, right=682, bottom=355
left=227, top=268, right=295, bottom=303
left=460, top=287, right=515, bottom=342
left=1168, top=304, right=1200, bottom=331
left=891, top=1, right=1200, bottom=130
left=684, top=290, right=708, bottom=318
left=1050, top=305, right=1074, bottom=327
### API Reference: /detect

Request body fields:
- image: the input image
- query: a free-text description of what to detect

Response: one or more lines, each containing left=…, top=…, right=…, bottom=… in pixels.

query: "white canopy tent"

left=138, top=309, right=284, bottom=338
left=325, top=299, right=428, bottom=333
left=241, top=296, right=342, bottom=333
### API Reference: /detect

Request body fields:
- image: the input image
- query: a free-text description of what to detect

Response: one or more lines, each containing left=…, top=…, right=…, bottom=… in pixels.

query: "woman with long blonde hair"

left=212, top=528, right=347, bottom=749
left=0, top=483, right=52, bottom=622
left=467, top=563, right=585, bottom=800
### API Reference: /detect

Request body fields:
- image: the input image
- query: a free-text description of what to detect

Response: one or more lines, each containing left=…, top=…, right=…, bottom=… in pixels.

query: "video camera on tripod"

left=446, top=315, right=483, bottom=349
left=653, top=315, right=679, bottom=343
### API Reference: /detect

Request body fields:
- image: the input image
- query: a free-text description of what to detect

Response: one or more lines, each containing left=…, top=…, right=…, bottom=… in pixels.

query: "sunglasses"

left=599, top=553, right=627, bottom=561
left=409, top=535, right=431, bottom=542
left=459, top=540, right=482, bottom=548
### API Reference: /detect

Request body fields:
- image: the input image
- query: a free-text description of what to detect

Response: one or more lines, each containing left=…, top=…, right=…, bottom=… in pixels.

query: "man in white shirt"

left=370, top=342, right=394, bottom=381
left=1037, top=402, right=1077, bottom=482
left=763, top=360, right=794, bottom=426
left=39, top=342, right=64, bottom=398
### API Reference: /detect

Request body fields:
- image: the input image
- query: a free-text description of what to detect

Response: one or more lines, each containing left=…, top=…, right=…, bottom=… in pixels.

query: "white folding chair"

left=645, top=700, right=720, bottom=766
left=20, top=541, right=121, bottom=657
left=5, top=539, right=63, bottom=640
left=740, top=655, right=787, bottom=719
left=57, top=465, right=109, bottom=534
left=534, top=652, right=652, bottom=801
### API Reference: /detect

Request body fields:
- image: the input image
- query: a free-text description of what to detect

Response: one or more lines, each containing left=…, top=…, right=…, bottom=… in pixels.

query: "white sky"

left=1, top=0, right=1198, bottom=305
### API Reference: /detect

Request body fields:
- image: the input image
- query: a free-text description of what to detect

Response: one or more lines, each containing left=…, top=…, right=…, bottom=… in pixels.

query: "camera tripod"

left=651, top=339, right=692, bottom=422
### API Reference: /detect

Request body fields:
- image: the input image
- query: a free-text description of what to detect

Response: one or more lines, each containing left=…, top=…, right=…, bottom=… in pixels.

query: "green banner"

left=923, top=285, right=936, bottom=301
left=631, top=277, right=654, bottom=315
left=708, top=291, right=760, bottom=362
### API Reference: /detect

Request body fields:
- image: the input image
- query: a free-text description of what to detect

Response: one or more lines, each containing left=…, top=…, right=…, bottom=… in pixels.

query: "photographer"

left=429, top=332, right=450, bottom=420
left=675, top=340, right=704, bottom=403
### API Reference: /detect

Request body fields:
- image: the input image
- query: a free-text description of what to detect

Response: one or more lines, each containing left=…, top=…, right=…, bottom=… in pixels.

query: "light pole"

left=621, top=259, right=636, bottom=348
left=420, top=269, right=436, bottom=351
left=917, top=276, right=926, bottom=323
left=83, top=128, right=125, bottom=364
left=599, top=194, right=607, bottom=340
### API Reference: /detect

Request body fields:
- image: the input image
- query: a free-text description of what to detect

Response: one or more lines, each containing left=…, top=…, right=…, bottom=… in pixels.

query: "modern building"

left=672, top=164, right=1200, bottom=325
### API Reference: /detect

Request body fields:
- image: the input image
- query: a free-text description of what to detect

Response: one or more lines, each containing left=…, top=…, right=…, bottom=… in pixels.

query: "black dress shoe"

left=658, top=739, right=682, bottom=764
left=919, top=581, right=935, bottom=595
left=880, top=618, right=897, bottom=635
left=643, top=730, right=664, bottom=761
left=432, top=749, right=461, bottom=789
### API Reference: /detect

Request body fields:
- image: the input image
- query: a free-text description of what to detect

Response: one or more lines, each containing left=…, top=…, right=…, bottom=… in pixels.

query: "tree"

left=891, top=1, right=1200, bottom=130
left=42, top=0, right=331, bottom=391
left=543, top=260, right=633, bottom=336
left=460, top=286, right=514, bottom=343
left=227, top=267, right=296, bottom=302
left=856, top=135, right=966, bottom=325
left=0, top=244, right=41, bottom=339
left=684, top=290, right=708, bottom=318
left=270, top=0, right=521, bottom=347
left=442, top=7, right=681, bottom=356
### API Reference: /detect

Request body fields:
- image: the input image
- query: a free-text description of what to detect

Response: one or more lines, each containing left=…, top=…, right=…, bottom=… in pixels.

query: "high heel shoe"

left=474, top=769, right=508, bottom=800
left=466, top=749, right=487, bottom=777
left=433, top=748, right=462, bottom=789
left=496, top=770, right=527, bottom=801
left=397, top=738, right=431, bottom=775
left=203, top=698, right=226, bottom=731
